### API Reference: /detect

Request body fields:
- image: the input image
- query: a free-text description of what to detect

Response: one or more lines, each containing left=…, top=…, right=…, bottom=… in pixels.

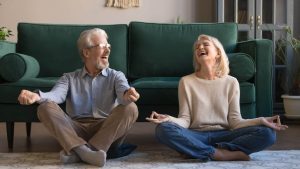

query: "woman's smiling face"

left=194, top=38, right=220, bottom=66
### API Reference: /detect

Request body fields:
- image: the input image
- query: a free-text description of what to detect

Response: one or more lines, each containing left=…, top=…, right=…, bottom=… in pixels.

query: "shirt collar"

left=81, top=67, right=108, bottom=78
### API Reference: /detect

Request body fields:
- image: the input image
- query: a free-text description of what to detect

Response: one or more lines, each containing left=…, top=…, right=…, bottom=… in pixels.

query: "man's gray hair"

left=77, top=28, right=108, bottom=61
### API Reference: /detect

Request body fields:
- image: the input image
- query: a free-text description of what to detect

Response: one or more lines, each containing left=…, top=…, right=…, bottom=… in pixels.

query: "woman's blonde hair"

left=193, top=34, right=229, bottom=77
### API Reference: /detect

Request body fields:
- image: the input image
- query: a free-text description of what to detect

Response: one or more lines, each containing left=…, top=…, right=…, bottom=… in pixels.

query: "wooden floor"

left=0, top=121, right=300, bottom=152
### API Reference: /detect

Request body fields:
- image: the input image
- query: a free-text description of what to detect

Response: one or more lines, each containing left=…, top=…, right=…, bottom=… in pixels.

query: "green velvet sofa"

left=0, top=22, right=273, bottom=149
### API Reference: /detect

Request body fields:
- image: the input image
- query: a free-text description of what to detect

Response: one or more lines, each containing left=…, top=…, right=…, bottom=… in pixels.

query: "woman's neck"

left=196, top=66, right=217, bottom=80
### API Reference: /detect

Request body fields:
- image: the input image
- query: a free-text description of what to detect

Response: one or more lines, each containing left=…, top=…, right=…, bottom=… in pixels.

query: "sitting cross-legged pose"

left=146, top=34, right=288, bottom=162
left=18, top=28, right=140, bottom=167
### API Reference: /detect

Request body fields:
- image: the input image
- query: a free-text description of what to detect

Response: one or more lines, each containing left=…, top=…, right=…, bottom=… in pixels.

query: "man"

left=18, top=28, right=140, bottom=167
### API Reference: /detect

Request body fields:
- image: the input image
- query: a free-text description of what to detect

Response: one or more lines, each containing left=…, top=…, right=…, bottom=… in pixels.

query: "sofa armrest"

left=0, top=41, right=16, bottom=58
left=0, top=53, right=40, bottom=82
left=236, top=39, right=273, bottom=117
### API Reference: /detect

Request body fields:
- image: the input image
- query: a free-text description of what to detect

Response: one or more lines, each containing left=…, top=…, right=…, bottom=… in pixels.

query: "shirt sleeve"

left=37, top=74, right=69, bottom=104
left=168, top=78, right=191, bottom=128
left=114, top=71, right=131, bottom=105
left=227, top=78, right=263, bottom=129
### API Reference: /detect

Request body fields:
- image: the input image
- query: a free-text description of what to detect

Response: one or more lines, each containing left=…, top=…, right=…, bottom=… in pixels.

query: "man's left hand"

left=124, top=87, right=140, bottom=102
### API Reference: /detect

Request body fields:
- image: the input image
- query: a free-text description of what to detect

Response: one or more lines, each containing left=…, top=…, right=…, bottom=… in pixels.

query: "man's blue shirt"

left=39, top=67, right=130, bottom=119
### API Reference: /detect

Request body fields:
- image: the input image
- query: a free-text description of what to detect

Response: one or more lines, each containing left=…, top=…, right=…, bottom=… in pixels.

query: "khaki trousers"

left=37, top=101, right=138, bottom=153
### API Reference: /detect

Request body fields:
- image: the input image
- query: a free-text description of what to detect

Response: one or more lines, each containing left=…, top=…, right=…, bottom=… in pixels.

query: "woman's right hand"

left=146, top=111, right=170, bottom=124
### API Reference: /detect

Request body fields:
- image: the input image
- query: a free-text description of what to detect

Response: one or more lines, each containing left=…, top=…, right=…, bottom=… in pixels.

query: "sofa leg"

left=6, top=122, right=14, bottom=150
left=26, top=122, right=31, bottom=138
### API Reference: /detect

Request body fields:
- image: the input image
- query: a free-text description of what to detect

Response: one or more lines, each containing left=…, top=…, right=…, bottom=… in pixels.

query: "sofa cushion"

left=0, top=77, right=57, bottom=104
left=128, top=22, right=238, bottom=79
left=0, top=53, right=40, bottom=82
left=131, top=77, right=180, bottom=105
left=17, top=23, right=128, bottom=77
left=240, top=103, right=256, bottom=119
left=240, top=82, right=255, bottom=104
left=228, top=53, right=255, bottom=82
left=131, top=77, right=254, bottom=106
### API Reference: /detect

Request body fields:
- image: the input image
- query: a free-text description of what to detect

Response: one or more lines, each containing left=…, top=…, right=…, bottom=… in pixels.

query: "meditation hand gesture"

left=124, top=87, right=140, bottom=102
left=18, top=89, right=41, bottom=105
left=146, top=111, right=170, bottom=123
left=261, top=115, right=288, bottom=131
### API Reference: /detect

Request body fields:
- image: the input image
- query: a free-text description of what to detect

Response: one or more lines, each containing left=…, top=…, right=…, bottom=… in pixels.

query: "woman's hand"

left=146, top=111, right=170, bottom=124
left=261, top=115, right=288, bottom=131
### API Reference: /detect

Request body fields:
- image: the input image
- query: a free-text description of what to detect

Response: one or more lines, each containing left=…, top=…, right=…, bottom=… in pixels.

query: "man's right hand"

left=18, top=90, right=41, bottom=105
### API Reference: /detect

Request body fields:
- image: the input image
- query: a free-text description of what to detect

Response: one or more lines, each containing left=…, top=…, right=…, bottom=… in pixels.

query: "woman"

left=146, top=34, right=288, bottom=162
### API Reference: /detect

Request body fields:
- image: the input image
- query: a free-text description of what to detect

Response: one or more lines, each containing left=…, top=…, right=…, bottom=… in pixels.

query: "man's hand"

left=124, top=87, right=140, bottom=102
left=261, top=115, right=288, bottom=131
left=18, top=90, right=41, bottom=105
left=146, top=111, right=170, bottom=124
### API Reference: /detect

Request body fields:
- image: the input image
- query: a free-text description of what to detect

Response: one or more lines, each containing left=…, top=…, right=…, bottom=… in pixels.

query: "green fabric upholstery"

left=128, top=22, right=237, bottom=79
left=240, top=103, right=256, bottom=119
left=0, top=41, right=16, bottom=83
left=228, top=53, right=255, bottom=82
left=0, top=53, right=40, bottom=82
left=240, top=82, right=255, bottom=104
left=0, top=103, right=40, bottom=122
left=0, top=77, right=57, bottom=104
left=0, top=40, right=16, bottom=58
left=131, top=77, right=179, bottom=105
left=236, top=39, right=273, bottom=117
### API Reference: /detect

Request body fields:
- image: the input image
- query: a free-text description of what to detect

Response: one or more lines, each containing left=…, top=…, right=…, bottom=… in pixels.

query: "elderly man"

left=18, top=28, right=139, bottom=167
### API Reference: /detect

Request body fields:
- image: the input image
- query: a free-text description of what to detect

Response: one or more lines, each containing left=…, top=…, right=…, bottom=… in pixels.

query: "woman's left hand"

left=261, top=115, right=288, bottom=131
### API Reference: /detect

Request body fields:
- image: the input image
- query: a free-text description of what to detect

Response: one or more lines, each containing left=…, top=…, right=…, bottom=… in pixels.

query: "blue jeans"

left=156, top=122, right=276, bottom=161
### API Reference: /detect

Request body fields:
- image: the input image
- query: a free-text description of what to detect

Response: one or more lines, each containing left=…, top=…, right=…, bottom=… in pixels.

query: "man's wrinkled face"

left=85, top=33, right=111, bottom=70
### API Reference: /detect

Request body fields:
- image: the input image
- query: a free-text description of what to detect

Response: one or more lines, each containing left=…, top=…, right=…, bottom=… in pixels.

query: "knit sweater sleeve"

left=228, top=78, right=263, bottom=129
left=168, top=78, right=191, bottom=128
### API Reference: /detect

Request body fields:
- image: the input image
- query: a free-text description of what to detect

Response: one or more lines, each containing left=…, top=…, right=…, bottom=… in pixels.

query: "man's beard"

left=95, top=61, right=109, bottom=70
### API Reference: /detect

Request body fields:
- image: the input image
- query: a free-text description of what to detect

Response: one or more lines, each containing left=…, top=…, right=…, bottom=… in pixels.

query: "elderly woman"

left=146, top=34, right=288, bottom=162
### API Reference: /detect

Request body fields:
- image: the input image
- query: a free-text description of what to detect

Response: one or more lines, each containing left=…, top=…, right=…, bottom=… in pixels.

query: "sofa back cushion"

left=0, top=53, right=40, bottom=82
left=228, top=53, right=255, bottom=82
left=128, top=22, right=237, bottom=79
left=17, top=23, right=128, bottom=77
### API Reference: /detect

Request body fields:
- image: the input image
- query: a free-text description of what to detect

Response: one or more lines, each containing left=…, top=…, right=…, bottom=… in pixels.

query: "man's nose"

left=104, top=47, right=110, bottom=54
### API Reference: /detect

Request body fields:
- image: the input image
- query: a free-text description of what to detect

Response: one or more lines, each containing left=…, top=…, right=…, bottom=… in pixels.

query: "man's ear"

left=82, top=48, right=89, bottom=59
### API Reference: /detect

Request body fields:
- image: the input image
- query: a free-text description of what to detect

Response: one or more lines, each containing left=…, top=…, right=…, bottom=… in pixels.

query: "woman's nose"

left=198, top=44, right=204, bottom=50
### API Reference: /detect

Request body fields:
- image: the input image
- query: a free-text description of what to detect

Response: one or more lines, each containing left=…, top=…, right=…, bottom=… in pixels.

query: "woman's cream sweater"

left=169, top=73, right=263, bottom=131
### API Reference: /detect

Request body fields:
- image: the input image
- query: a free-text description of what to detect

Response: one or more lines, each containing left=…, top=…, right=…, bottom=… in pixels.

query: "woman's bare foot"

left=212, top=148, right=250, bottom=161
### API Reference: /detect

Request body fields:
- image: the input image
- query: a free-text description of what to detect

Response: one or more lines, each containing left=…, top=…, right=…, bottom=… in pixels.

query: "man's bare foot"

left=212, top=148, right=250, bottom=161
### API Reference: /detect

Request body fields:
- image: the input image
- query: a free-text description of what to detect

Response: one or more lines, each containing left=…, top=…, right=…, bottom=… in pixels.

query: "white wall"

left=0, top=0, right=207, bottom=42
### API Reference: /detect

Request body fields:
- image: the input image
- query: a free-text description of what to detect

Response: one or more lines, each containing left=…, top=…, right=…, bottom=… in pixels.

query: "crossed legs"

left=37, top=101, right=138, bottom=166
left=155, top=122, right=275, bottom=162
